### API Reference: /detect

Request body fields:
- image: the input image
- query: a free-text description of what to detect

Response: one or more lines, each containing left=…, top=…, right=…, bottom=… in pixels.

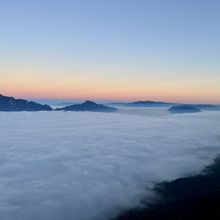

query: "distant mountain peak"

left=125, top=100, right=177, bottom=107
left=55, top=100, right=117, bottom=112
left=168, top=105, right=201, bottom=113
left=83, top=100, right=98, bottom=106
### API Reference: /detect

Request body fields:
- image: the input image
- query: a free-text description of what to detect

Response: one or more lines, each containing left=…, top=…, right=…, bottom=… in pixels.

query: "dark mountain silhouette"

left=112, top=155, right=220, bottom=220
left=182, top=104, right=219, bottom=111
left=0, top=94, right=52, bottom=111
left=125, top=101, right=177, bottom=107
left=168, top=105, right=201, bottom=113
left=55, top=100, right=118, bottom=112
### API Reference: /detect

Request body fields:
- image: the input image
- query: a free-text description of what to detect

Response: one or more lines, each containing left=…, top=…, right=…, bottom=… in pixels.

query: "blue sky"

left=0, top=0, right=220, bottom=103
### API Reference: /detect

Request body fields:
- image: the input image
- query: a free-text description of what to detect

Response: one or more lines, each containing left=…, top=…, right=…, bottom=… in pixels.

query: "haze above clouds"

left=0, top=110, right=220, bottom=220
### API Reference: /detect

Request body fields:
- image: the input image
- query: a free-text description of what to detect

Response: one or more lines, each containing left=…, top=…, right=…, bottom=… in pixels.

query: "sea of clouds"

left=0, top=109, right=220, bottom=220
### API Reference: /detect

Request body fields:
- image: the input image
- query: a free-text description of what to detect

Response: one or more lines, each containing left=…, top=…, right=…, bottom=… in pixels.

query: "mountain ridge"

left=0, top=94, right=52, bottom=111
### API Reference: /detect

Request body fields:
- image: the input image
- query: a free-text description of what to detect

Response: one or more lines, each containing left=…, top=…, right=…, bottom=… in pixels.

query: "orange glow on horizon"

left=1, top=78, right=219, bottom=104
left=1, top=65, right=219, bottom=104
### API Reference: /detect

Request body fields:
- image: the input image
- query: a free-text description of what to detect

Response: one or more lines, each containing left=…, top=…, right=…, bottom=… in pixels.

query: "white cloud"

left=0, top=110, right=220, bottom=220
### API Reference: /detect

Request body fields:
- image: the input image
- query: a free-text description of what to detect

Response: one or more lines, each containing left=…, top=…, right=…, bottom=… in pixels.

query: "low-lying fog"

left=0, top=108, right=220, bottom=220
left=114, top=106, right=171, bottom=117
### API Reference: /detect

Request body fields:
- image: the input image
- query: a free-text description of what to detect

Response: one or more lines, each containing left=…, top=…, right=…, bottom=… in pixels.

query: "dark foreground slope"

left=112, top=156, right=220, bottom=220
left=55, top=100, right=118, bottom=112
left=0, top=94, right=52, bottom=111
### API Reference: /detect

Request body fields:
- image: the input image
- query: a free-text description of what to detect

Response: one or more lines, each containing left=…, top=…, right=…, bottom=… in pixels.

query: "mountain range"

left=0, top=94, right=52, bottom=111
left=0, top=94, right=219, bottom=113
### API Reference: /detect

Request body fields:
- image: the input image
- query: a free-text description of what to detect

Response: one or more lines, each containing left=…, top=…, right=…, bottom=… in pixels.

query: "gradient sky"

left=0, top=0, right=220, bottom=103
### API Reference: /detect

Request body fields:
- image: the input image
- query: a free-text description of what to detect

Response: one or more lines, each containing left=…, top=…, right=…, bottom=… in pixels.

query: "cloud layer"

left=0, top=110, right=220, bottom=220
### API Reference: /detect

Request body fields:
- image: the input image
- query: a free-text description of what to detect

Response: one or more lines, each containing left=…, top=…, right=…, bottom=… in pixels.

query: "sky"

left=0, top=0, right=220, bottom=103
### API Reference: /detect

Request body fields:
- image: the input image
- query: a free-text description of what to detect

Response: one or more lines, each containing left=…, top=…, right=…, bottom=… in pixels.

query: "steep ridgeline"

left=125, top=101, right=177, bottom=107
left=55, top=100, right=118, bottom=112
left=0, top=94, right=52, bottom=111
